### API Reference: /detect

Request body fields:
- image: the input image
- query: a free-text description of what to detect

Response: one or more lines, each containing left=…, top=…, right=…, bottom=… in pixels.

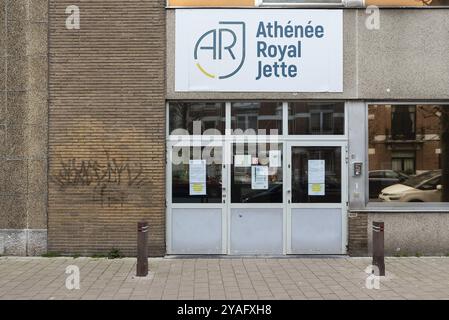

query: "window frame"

left=364, top=102, right=449, bottom=212
left=167, top=100, right=348, bottom=142
left=231, top=101, right=284, bottom=136
left=167, top=101, right=226, bottom=137
left=287, top=101, right=346, bottom=136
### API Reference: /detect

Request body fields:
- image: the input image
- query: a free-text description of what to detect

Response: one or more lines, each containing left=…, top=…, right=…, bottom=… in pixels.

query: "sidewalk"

left=1, top=256, right=449, bottom=300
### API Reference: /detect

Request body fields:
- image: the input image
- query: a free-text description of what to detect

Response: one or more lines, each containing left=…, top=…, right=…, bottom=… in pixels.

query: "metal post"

left=372, top=221, right=385, bottom=276
left=136, top=221, right=149, bottom=277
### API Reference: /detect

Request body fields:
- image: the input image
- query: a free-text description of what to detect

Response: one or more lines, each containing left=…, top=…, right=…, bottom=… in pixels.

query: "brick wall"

left=48, top=0, right=166, bottom=256
left=348, top=213, right=368, bottom=256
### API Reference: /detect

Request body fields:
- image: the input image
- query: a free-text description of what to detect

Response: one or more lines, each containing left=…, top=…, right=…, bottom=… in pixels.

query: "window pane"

left=172, top=146, right=222, bottom=203
left=391, top=106, right=416, bottom=140
left=231, top=143, right=283, bottom=203
left=288, top=102, right=345, bottom=135
left=169, top=102, right=225, bottom=135
left=368, top=104, right=448, bottom=203
left=231, top=102, right=282, bottom=135
left=291, top=147, right=342, bottom=203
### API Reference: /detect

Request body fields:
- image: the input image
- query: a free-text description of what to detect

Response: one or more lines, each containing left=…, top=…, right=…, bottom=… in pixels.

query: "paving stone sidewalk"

left=1, top=256, right=449, bottom=300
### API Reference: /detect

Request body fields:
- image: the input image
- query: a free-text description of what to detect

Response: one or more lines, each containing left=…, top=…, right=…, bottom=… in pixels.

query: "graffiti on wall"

left=52, top=151, right=150, bottom=207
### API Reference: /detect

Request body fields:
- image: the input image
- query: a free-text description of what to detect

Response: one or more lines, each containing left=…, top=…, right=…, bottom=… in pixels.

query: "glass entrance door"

left=286, top=142, right=348, bottom=254
left=167, top=141, right=227, bottom=254
left=229, top=142, right=284, bottom=255
left=166, top=101, right=348, bottom=255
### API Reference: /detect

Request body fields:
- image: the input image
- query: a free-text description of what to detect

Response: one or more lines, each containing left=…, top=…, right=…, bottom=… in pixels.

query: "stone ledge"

left=0, top=229, right=47, bottom=256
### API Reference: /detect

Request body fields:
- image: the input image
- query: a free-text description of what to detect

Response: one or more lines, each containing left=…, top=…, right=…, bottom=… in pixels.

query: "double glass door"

left=167, top=140, right=347, bottom=255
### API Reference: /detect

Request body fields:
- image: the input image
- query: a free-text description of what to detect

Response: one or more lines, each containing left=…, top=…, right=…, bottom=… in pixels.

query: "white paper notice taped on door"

left=308, top=183, right=325, bottom=196
left=189, top=159, right=207, bottom=195
left=308, top=160, right=325, bottom=196
left=234, top=155, right=252, bottom=167
left=269, top=150, right=281, bottom=168
left=251, top=166, right=268, bottom=190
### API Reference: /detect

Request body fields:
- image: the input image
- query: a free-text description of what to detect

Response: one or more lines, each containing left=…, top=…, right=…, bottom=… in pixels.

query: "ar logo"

left=194, top=21, right=246, bottom=80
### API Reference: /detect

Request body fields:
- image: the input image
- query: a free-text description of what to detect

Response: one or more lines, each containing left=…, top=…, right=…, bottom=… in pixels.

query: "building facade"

left=1, top=0, right=449, bottom=257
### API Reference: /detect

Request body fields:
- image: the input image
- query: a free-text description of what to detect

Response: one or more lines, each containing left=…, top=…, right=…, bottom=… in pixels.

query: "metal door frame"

left=166, top=101, right=349, bottom=255
left=285, top=140, right=349, bottom=254
left=166, top=138, right=228, bottom=254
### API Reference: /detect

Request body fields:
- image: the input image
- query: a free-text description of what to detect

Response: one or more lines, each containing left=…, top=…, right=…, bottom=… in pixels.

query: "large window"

left=231, top=102, right=282, bottom=135
left=168, top=101, right=347, bottom=205
left=169, top=101, right=346, bottom=137
left=169, top=102, right=225, bottom=135
left=368, top=104, right=448, bottom=203
left=288, top=102, right=345, bottom=135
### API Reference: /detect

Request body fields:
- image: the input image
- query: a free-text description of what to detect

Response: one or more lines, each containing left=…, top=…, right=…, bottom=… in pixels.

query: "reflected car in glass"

left=241, top=184, right=283, bottom=203
left=369, top=170, right=409, bottom=199
left=379, top=170, right=442, bottom=202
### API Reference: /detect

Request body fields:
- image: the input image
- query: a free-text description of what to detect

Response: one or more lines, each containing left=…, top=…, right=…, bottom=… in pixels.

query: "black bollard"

left=372, top=221, right=385, bottom=276
left=136, top=221, right=149, bottom=277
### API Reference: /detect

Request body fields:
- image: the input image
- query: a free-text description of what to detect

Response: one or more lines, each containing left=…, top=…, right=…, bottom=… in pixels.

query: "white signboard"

left=251, top=166, right=269, bottom=190
left=308, top=160, right=325, bottom=196
left=175, top=9, right=343, bottom=92
left=189, top=160, right=207, bottom=195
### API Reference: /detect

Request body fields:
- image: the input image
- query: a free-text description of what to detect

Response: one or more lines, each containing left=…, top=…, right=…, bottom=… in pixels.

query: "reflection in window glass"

left=430, top=0, right=449, bottom=4
left=169, top=102, right=225, bottom=135
left=232, top=102, right=282, bottom=135
left=368, top=104, right=448, bottom=202
left=391, top=106, right=416, bottom=140
left=291, top=147, right=342, bottom=203
left=231, top=143, right=283, bottom=203
left=172, top=146, right=222, bottom=203
left=289, top=102, right=344, bottom=135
